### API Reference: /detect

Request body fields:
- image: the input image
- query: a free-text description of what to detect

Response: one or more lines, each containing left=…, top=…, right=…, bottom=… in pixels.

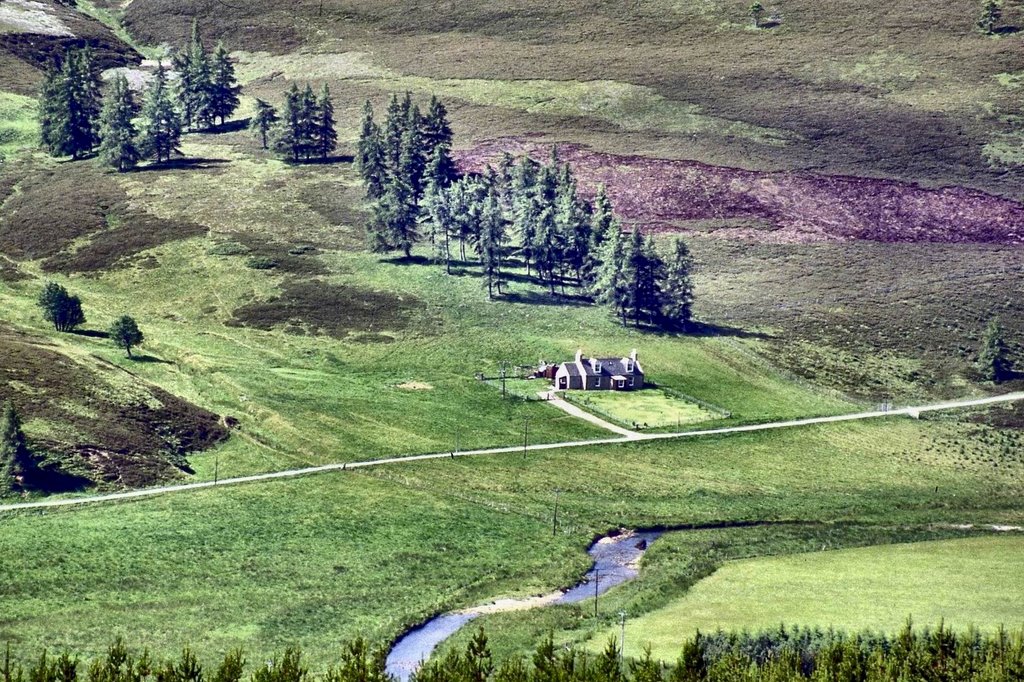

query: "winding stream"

left=386, top=530, right=662, bottom=682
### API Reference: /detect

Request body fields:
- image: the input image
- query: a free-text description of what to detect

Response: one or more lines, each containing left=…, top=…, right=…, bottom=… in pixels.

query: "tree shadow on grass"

left=994, top=25, right=1022, bottom=35
left=202, top=118, right=251, bottom=134
left=381, top=254, right=432, bottom=266
left=133, top=157, right=231, bottom=172
left=129, top=354, right=174, bottom=365
left=28, top=462, right=94, bottom=494
left=70, top=328, right=110, bottom=339
left=684, top=321, right=775, bottom=340
left=501, top=290, right=593, bottom=307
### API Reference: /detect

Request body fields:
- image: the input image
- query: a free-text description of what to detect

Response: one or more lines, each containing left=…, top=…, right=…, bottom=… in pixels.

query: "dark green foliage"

left=421, top=95, right=454, bottom=161
left=323, top=639, right=390, bottom=682
left=479, top=185, right=507, bottom=298
left=367, top=175, right=419, bottom=258
left=749, top=2, right=765, bottom=28
left=97, top=73, right=140, bottom=172
left=978, top=0, right=1002, bottom=34
left=252, top=648, right=307, bottom=682
left=250, top=99, right=279, bottom=149
left=37, top=282, right=86, bottom=332
left=590, top=185, right=614, bottom=249
left=659, top=238, right=696, bottom=330
left=1, top=400, right=36, bottom=493
left=139, top=66, right=183, bottom=164
left=38, top=49, right=102, bottom=159
left=109, top=315, right=144, bottom=358
left=977, top=317, right=1013, bottom=382
left=592, top=224, right=630, bottom=325
left=357, top=101, right=387, bottom=199
left=173, top=21, right=213, bottom=130
left=313, top=84, right=337, bottom=159
left=209, top=44, right=241, bottom=126
left=270, top=83, right=327, bottom=162
left=625, top=229, right=665, bottom=327
left=211, top=650, right=244, bottom=682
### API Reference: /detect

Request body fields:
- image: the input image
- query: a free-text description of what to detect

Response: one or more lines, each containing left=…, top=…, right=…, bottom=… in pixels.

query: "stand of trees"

left=39, top=24, right=240, bottom=170
left=2, top=624, right=1024, bottom=682
left=356, top=99, right=695, bottom=327
left=258, top=83, right=338, bottom=162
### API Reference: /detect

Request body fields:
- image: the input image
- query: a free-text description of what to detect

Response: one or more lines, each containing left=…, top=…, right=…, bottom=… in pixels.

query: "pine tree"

left=660, top=237, right=696, bottom=330
left=978, top=317, right=1013, bottom=382
left=174, top=20, right=213, bottom=130
left=424, top=170, right=455, bottom=272
left=97, top=73, right=140, bottom=172
left=109, top=315, right=144, bottom=358
left=37, top=282, right=86, bottom=332
left=0, top=400, right=35, bottom=493
left=512, top=156, right=540, bottom=275
left=626, top=231, right=665, bottom=327
left=38, top=62, right=65, bottom=155
left=249, top=98, right=278, bottom=149
left=533, top=204, right=562, bottom=295
left=479, top=187, right=506, bottom=298
left=978, top=0, right=1002, bottom=34
left=139, top=65, right=182, bottom=163
left=357, top=100, right=386, bottom=196
left=38, top=49, right=101, bottom=159
left=591, top=184, right=615, bottom=248
left=421, top=94, right=453, bottom=160
left=367, top=175, right=419, bottom=258
left=209, top=43, right=240, bottom=126
left=397, top=121, right=426, bottom=202
left=592, top=223, right=629, bottom=326
left=555, top=166, right=592, bottom=285
left=313, top=84, right=337, bottom=160
left=298, top=84, right=318, bottom=160
left=383, top=93, right=406, bottom=172
left=272, top=83, right=304, bottom=162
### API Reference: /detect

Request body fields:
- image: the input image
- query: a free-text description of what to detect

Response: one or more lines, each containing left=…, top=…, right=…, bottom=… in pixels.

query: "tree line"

left=3, top=623, right=1024, bottom=682
left=38, top=23, right=240, bottom=171
left=356, top=96, right=695, bottom=329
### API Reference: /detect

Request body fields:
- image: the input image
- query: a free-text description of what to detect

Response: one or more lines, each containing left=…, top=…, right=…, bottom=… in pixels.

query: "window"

left=629, top=377, right=635, bottom=387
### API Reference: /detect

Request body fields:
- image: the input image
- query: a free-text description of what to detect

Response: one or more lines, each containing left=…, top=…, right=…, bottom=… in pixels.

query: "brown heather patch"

left=228, top=278, right=422, bottom=340
left=0, top=325, right=228, bottom=488
left=459, top=140, right=1024, bottom=245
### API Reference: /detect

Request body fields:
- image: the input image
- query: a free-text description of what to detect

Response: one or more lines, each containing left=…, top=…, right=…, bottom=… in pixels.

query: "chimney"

left=630, top=349, right=638, bottom=363
left=575, top=348, right=583, bottom=363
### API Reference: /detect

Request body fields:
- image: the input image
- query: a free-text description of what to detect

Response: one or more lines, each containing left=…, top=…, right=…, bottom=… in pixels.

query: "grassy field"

left=564, top=389, right=721, bottom=430
left=591, top=536, right=1024, bottom=661
left=4, top=418, right=1023, bottom=666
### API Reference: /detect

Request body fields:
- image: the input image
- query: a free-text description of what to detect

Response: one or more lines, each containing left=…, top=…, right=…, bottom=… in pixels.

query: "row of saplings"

left=3, top=624, right=1024, bottom=682
left=356, top=94, right=695, bottom=329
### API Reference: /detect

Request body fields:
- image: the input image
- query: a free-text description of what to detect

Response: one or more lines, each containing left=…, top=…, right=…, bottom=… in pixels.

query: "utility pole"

left=593, top=567, right=600, bottom=617
left=618, top=611, right=627, bottom=668
left=214, top=455, right=219, bottom=485
left=523, top=416, right=529, bottom=458
left=552, top=488, right=560, bottom=536
left=501, top=362, right=507, bottom=398
left=455, top=429, right=460, bottom=454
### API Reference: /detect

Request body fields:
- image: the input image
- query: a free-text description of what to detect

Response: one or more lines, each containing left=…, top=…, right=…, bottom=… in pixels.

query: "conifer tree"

left=0, top=400, right=35, bottom=493
left=592, top=223, right=629, bottom=326
left=139, top=65, right=182, bottom=163
left=555, top=166, right=592, bottom=284
left=272, top=84, right=310, bottom=162
left=313, top=84, right=337, bottom=160
left=660, top=237, right=696, bottom=330
left=249, top=98, right=278, bottom=149
left=533, top=205, right=562, bottom=295
left=383, top=94, right=406, bottom=171
left=37, top=282, right=86, bottom=332
left=591, top=184, right=615, bottom=248
left=39, top=49, right=101, bottom=159
left=978, top=317, right=1013, bottom=382
left=398, top=121, right=426, bottom=201
left=38, top=63, right=65, bottom=155
left=299, top=84, right=318, bottom=159
left=978, top=0, right=1002, bottom=34
left=424, top=172, right=455, bottom=272
left=367, top=175, right=419, bottom=258
left=357, top=100, right=387, bottom=197
left=109, top=315, right=144, bottom=358
left=97, top=73, right=140, bottom=172
left=512, top=156, right=541, bottom=276
left=209, top=43, right=241, bottom=126
left=421, top=94, right=453, bottom=160
left=626, top=231, right=665, bottom=326
left=479, top=188, right=507, bottom=299
left=174, top=20, right=213, bottom=130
